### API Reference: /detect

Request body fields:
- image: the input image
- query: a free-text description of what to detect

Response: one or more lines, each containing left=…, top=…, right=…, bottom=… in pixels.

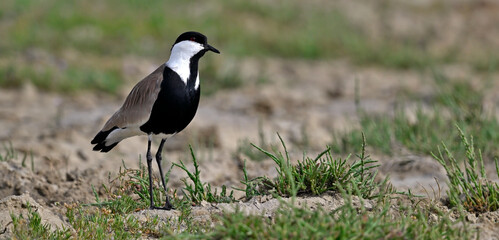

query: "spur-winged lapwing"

left=91, top=31, right=220, bottom=210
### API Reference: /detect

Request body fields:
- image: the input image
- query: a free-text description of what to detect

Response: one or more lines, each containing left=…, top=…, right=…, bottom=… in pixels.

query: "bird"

left=91, top=31, right=220, bottom=210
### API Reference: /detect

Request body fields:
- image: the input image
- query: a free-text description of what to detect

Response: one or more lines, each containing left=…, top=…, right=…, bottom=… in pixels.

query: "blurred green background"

left=1, top=0, right=497, bottom=94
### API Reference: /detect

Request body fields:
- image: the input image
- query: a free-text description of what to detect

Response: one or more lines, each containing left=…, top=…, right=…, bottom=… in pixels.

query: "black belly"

left=140, top=69, right=200, bottom=135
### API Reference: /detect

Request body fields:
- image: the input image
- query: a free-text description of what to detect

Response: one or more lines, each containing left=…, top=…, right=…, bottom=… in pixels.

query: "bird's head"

left=170, top=31, right=220, bottom=59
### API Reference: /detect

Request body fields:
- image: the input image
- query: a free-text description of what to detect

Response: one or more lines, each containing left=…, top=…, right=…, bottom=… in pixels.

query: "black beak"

left=205, top=44, right=220, bottom=54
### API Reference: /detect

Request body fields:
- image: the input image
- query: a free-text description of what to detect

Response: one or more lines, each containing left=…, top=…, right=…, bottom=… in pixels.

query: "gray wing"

left=101, top=65, right=165, bottom=131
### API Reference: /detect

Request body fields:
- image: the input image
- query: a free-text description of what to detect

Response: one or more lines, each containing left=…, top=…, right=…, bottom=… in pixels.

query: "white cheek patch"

left=166, top=41, right=204, bottom=85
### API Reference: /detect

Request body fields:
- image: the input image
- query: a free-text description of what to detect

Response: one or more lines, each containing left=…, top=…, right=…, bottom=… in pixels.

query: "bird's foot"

left=150, top=205, right=175, bottom=210
left=164, top=203, right=175, bottom=210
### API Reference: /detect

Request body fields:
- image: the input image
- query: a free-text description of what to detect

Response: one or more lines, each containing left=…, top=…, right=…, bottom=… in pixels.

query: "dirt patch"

left=1, top=57, right=499, bottom=236
left=133, top=194, right=374, bottom=233
left=0, top=161, right=100, bottom=206
left=0, top=193, right=71, bottom=239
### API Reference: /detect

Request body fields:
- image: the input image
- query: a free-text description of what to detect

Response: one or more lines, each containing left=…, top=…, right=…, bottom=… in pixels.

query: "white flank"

left=150, top=132, right=176, bottom=141
left=166, top=40, right=204, bottom=85
left=105, top=127, right=144, bottom=146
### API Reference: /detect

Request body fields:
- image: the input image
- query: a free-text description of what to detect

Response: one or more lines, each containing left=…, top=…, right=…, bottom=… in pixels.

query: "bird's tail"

left=91, top=127, right=121, bottom=152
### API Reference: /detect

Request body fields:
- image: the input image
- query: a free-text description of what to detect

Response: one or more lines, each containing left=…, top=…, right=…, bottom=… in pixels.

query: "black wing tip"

left=92, top=141, right=119, bottom=152
left=91, top=127, right=120, bottom=152
left=91, top=127, right=118, bottom=144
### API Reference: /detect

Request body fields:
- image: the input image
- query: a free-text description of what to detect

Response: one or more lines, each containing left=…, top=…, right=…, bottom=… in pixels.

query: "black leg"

left=146, top=138, right=156, bottom=209
left=156, top=138, right=174, bottom=210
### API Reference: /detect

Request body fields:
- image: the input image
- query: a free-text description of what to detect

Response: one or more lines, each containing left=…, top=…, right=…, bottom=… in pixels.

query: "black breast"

left=140, top=67, right=200, bottom=135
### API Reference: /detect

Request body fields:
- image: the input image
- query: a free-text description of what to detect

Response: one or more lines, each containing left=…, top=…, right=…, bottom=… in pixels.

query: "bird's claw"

left=150, top=205, right=175, bottom=210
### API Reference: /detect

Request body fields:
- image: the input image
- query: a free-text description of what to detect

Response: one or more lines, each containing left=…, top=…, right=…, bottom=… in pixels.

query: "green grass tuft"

left=0, top=142, right=18, bottom=163
left=205, top=195, right=474, bottom=239
left=11, top=202, right=71, bottom=239
left=87, top=159, right=171, bottom=213
left=0, top=141, right=34, bottom=170
left=433, top=126, right=499, bottom=212
left=65, top=204, right=165, bottom=239
left=174, top=145, right=235, bottom=204
left=247, top=133, right=392, bottom=199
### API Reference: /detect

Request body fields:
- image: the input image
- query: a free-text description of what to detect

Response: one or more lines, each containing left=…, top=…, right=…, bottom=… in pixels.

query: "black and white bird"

left=91, top=31, right=220, bottom=210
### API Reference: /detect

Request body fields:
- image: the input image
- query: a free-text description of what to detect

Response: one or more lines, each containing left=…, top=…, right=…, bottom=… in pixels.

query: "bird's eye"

left=190, top=37, right=196, bottom=41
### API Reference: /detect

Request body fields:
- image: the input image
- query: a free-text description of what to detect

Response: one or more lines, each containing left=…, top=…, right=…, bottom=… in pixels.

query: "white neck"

left=165, top=40, right=204, bottom=87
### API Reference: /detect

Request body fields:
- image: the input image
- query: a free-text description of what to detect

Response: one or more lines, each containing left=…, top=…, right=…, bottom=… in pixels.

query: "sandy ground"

left=2, top=0, right=499, bottom=238
left=0, top=58, right=449, bottom=202
left=1, top=58, right=498, bottom=238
